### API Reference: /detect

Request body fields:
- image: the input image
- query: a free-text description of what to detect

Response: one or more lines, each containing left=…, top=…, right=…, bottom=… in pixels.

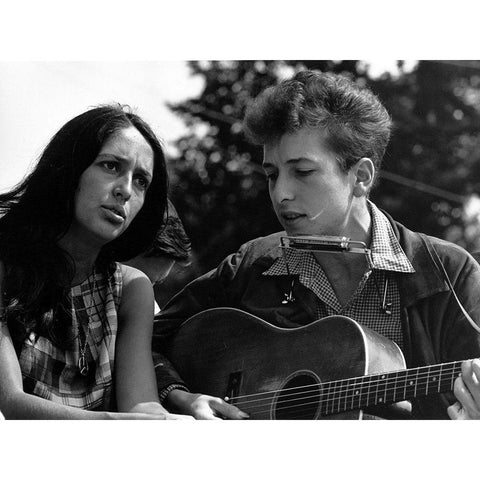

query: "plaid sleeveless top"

left=18, top=263, right=123, bottom=410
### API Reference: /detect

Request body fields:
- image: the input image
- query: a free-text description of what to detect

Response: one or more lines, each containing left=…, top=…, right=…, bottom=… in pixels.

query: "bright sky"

left=0, top=60, right=418, bottom=194
left=0, top=62, right=204, bottom=192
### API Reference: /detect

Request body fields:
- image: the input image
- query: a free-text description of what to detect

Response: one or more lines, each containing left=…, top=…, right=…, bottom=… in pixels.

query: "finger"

left=453, top=375, right=480, bottom=419
left=196, top=410, right=224, bottom=420
left=447, top=401, right=465, bottom=420
left=210, top=398, right=250, bottom=420
left=471, top=358, right=480, bottom=389
left=190, top=406, right=224, bottom=420
left=472, top=358, right=480, bottom=377
left=453, top=375, right=473, bottom=408
left=461, top=360, right=480, bottom=405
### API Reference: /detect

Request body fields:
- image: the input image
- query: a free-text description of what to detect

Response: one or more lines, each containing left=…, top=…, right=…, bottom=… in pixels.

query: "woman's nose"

left=113, top=175, right=132, bottom=201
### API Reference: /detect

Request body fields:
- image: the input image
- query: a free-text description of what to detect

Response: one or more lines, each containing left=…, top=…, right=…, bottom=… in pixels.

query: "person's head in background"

left=125, top=199, right=193, bottom=309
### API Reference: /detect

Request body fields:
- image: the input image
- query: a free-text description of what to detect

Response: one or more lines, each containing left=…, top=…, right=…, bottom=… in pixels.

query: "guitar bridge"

left=224, top=371, right=242, bottom=404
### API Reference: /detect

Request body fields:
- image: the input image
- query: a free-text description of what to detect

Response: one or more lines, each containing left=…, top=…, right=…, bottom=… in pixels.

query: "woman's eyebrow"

left=136, top=166, right=153, bottom=180
left=97, top=154, right=153, bottom=178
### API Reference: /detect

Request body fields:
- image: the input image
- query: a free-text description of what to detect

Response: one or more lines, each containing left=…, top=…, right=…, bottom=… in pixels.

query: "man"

left=125, top=200, right=192, bottom=313
left=153, top=70, right=480, bottom=420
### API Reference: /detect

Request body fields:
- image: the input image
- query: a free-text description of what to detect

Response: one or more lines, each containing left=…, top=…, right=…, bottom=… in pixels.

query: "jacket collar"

left=377, top=210, right=448, bottom=307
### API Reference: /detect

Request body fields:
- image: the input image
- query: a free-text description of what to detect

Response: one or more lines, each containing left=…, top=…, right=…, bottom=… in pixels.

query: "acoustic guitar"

left=167, top=308, right=466, bottom=419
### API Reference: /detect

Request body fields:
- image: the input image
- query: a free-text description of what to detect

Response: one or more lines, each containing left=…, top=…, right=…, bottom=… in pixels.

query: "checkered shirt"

left=18, top=263, right=122, bottom=410
left=263, top=201, right=415, bottom=351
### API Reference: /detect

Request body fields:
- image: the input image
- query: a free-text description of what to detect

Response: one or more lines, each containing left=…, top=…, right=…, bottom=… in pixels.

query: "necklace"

left=78, top=323, right=91, bottom=376
left=75, top=267, right=97, bottom=376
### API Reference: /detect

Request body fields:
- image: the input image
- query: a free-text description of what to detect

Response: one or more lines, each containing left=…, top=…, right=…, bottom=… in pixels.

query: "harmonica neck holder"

left=280, top=235, right=373, bottom=268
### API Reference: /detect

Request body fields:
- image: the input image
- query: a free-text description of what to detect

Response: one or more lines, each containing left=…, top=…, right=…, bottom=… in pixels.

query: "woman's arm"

left=0, top=262, right=173, bottom=420
left=116, top=265, right=191, bottom=419
left=1, top=308, right=162, bottom=419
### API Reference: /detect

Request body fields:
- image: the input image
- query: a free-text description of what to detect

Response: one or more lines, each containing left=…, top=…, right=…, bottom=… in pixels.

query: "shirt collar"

left=368, top=200, right=415, bottom=273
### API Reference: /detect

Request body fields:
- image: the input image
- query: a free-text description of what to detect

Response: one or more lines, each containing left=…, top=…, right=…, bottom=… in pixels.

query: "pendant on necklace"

left=78, top=355, right=89, bottom=376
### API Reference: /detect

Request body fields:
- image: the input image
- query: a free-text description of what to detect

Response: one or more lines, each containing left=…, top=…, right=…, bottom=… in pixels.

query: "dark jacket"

left=153, top=215, right=480, bottom=419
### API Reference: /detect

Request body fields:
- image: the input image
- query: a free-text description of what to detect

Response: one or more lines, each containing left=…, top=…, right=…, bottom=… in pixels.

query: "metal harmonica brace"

left=280, top=235, right=371, bottom=256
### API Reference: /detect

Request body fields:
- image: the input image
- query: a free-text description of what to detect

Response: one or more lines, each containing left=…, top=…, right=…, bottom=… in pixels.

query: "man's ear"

left=352, top=157, right=375, bottom=197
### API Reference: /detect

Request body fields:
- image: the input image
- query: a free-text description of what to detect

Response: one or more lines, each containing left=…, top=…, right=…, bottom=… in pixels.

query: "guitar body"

left=167, top=308, right=407, bottom=419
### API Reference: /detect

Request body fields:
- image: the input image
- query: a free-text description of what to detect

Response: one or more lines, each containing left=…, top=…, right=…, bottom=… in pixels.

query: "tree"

left=371, top=60, right=480, bottom=249
left=167, top=60, right=480, bottom=272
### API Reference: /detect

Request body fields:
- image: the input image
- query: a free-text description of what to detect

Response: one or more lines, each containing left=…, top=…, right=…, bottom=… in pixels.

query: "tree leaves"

left=167, top=60, right=480, bottom=271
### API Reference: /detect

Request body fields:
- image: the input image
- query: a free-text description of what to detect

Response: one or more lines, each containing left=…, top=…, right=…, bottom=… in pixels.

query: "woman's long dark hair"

left=0, top=104, right=168, bottom=349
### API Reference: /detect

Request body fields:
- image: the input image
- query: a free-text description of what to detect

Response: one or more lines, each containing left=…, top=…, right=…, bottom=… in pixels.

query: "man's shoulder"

left=234, top=232, right=285, bottom=266
left=392, top=218, right=477, bottom=268
left=242, top=231, right=285, bottom=249
left=471, top=251, right=480, bottom=264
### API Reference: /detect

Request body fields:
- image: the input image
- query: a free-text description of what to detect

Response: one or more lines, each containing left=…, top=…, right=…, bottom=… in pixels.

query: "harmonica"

left=280, top=235, right=370, bottom=255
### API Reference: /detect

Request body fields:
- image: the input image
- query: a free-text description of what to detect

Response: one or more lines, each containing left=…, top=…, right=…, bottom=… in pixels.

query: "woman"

left=0, top=104, right=189, bottom=419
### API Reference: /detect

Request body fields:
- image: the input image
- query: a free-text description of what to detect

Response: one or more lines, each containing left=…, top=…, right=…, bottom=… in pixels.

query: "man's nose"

left=271, top=174, right=294, bottom=203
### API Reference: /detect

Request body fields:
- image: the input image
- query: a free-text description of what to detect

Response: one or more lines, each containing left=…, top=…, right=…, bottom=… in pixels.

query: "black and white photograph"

left=1, top=1, right=479, bottom=479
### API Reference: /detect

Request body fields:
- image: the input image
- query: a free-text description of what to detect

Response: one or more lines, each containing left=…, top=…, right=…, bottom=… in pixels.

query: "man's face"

left=263, top=127, right=357, bottom=237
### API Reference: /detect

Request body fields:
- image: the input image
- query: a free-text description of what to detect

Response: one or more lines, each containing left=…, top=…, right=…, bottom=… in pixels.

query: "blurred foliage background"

left=165, top=60, right=480, bottom=275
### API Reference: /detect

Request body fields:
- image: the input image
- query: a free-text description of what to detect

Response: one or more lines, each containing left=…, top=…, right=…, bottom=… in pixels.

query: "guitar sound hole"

left=274, top=373, right=321, bottom=420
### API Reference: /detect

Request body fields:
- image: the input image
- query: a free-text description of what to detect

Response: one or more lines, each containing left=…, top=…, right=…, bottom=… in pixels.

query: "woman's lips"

left=101, top=206, right=126, bottom=224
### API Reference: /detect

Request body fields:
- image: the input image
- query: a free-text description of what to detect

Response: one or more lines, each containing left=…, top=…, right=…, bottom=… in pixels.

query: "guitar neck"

left=319, top=360, right=464, bottom=416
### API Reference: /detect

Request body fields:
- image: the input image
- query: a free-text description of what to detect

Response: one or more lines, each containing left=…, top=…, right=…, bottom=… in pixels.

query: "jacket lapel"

left=382, top=211, right=448, bottom=307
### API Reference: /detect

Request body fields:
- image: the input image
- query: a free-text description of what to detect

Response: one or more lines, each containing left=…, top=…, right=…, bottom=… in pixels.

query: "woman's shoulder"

left=118, top=263, right=152, bottom=291
left=117, top=264, right=154, bottom=317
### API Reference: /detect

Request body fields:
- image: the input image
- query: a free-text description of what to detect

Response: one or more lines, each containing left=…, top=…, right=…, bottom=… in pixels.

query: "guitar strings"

left=226, top=363, right=464, bottom=416
left=226, top=361, right=465, bottom=403
left=231, top=368, right=460, bottom=408
left=232, top=379, right=459, bottom=418
left=231, top=368, right=462, bottom=418
left=248, top=374, right=460, bottom=417
left=232, top=373, right=455, bottom=412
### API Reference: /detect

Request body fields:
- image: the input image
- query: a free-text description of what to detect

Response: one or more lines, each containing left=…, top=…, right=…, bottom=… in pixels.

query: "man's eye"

left=296, top=169, right=315, bottom=177
left=265, top=172, right=277, bottom=181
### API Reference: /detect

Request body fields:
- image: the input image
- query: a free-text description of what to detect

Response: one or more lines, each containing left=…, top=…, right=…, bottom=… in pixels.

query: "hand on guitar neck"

left=447, top=359, right=480, bottom=420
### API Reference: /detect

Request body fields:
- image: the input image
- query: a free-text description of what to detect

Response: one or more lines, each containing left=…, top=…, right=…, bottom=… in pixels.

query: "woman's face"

left=69, top=126, right=154, bottom=249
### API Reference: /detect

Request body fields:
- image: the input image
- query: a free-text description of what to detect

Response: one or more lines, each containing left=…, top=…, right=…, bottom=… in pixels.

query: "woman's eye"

left=102, top=161, right=119, bottom=172
left=134, top=176, right=150, bottom=190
